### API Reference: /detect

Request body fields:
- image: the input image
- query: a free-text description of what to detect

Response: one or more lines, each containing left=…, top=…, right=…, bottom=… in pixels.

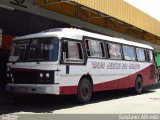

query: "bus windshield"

left=9, top=37, right=59, bottom=62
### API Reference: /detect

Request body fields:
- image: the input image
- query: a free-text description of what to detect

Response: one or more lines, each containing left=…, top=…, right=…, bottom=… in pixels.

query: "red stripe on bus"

left=60, top=86, right=77, bottom=94
left=60, top=64, right=156, bottom=95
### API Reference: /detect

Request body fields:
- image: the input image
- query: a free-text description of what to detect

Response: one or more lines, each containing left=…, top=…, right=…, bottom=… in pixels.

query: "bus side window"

left=61, top=40, right=68, bottom=61
left=61, top=40, right=84, bottom=63
left=108, top=43, right=122, bottom=59
left=145, top=50, right=150, bottom=62
left=85, top=39, right=105, bottom=58
left=123, top=45, right=136, bottom=61
left=136, top=48, right=145, bottom=61
left=149, top=50, right=154, bottom=62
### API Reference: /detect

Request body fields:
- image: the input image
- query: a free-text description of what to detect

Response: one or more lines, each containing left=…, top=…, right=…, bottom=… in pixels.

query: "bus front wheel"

left=134, top=76, right=143, bottom=94
left=76, top=78, right=92, bottom=103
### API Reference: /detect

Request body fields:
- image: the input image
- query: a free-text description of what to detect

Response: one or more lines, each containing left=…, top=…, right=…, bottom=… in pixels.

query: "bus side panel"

left=93, top=73, right=135, bottom=92
left=93, top=63, right=156, bottom=92
left=140, top=63, right=157, bottom=86
left=58, top=61, right=156, bottom=95
left=58, top=65, right=86, bottom=95
left=60, top=86, right=77, bottom=95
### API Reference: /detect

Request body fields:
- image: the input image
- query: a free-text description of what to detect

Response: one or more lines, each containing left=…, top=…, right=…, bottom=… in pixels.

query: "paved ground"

left=0, top=83, right=160, bottom=115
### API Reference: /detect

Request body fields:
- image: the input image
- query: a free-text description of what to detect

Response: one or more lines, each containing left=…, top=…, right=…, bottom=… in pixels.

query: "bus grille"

left=14, top=71, right=38, bottom=84
left=6, top=71, right=55, bottom=84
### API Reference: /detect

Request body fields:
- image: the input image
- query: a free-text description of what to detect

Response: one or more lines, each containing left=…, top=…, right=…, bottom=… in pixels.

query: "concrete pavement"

left=0, top=82, right=160, bottom=114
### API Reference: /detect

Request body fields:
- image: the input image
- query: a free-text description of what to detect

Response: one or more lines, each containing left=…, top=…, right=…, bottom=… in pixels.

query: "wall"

left=1, top=35, right=15, bottom=50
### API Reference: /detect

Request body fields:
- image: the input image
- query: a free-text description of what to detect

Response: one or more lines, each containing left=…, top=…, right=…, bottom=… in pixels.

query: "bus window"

left=108, top=43, right=122, bottom=59
left=9, top=40, right=29, bottom=62
left=148, top=50, right=154, bottom=62
left=136, top=48, right=145, bottom=61
left=27, top=38, right=59, bottom=61
left=123, top=45, right=135, bottom=61
left=85, top=40, right=105, bottom=58
left=9, top=38, right=59, bottom=62
left=145, top=50, right=150, bottom=62
left=62, top=40, right=84, bottom=63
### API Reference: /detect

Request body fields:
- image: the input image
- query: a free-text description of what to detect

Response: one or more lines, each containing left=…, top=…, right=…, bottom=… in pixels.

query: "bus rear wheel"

left=134, top=76, right=143, bottom=94
left=76, top=78, right=92, bottom=104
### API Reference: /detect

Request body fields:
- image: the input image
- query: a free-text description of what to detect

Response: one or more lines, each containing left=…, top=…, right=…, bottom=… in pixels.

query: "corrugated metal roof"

left=71, top=0, right=160, bottom=37
left=36, top=0, right=160, bottom=45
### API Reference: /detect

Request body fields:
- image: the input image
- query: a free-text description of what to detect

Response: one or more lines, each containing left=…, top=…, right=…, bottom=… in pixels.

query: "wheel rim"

left=77, top=78, right=92, bottom=103
left=137, top=81, right=141, bottom=90
left=82, top=84, right=89, bottom=98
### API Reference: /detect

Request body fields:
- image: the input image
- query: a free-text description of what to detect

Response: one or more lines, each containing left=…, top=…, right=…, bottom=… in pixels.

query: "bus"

left=5, top=28, right=157, bottom=103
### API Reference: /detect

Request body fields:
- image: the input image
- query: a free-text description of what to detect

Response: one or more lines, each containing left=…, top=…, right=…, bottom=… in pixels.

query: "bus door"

left=60, top=39, right=85, bottom=84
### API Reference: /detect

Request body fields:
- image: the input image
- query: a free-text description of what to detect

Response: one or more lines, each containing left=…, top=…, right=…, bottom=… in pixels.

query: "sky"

left=124, top=0, right=160, bottom=21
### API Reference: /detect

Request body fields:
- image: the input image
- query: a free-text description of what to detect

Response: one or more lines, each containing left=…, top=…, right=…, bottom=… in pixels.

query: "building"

left=0, top=0, right=160, bottom=82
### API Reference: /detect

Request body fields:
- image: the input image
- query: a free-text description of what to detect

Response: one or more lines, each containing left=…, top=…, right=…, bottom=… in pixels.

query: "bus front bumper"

left=6, top=83, right=60, bottom=95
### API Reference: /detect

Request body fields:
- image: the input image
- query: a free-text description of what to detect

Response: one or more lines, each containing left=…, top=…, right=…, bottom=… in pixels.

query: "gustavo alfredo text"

left=119, top=114, right=159, bottom=120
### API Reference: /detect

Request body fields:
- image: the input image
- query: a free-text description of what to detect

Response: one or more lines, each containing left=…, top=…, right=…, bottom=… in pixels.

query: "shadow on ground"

left=0, top=83, right=159, bottom=115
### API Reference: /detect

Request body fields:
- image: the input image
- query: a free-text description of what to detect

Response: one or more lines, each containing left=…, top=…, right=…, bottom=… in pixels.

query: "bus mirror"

left=63, top=52, right=66, bottom=62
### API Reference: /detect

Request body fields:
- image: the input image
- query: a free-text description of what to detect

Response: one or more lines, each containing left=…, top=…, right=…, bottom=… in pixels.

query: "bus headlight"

left=7, top=74, right=10, bottom=77
left=40, top=73, right=43, bottom=78
left=46, top=73, right=50, bottom=78
left=10, top=74, right=13, bottom=77
left=38, top=71, right=54, bottom=84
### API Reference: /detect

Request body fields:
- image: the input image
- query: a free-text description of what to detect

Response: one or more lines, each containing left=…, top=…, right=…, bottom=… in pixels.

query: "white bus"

left=6, top=28, right=157, bottom=103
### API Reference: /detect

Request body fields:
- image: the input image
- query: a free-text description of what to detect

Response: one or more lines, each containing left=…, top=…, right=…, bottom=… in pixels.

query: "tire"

left=76, top=78, right=92, bottom=104
left=134, top=76, right=143, bottom=94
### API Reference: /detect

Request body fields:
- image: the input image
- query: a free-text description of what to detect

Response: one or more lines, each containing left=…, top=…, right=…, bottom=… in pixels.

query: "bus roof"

left=14, top=28, right=153, bottom=50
